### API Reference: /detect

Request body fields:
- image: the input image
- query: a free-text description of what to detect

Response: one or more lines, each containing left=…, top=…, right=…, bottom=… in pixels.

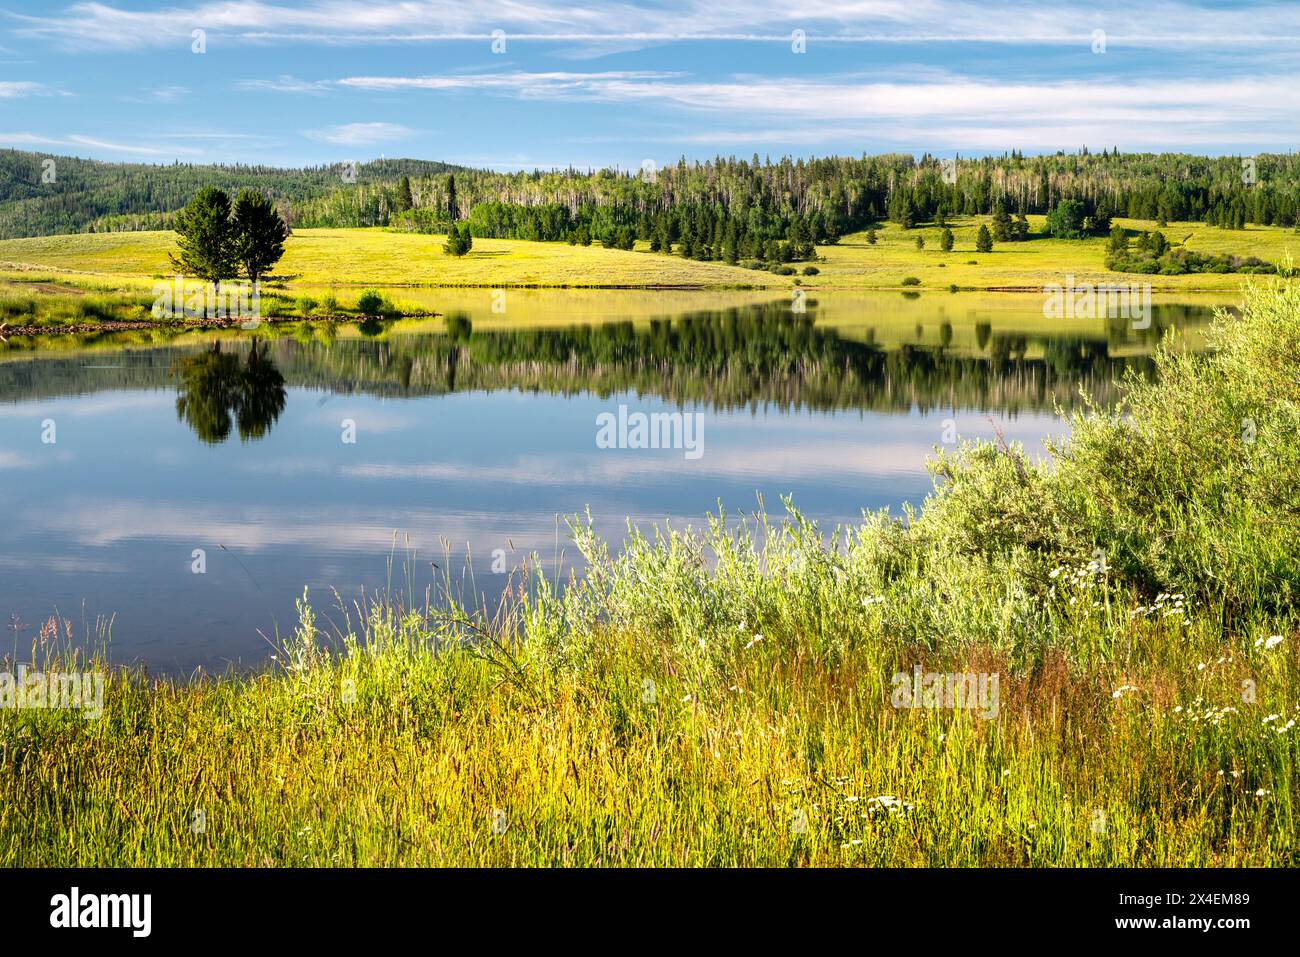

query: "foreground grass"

left=1, top=282, right=1297, bottom=867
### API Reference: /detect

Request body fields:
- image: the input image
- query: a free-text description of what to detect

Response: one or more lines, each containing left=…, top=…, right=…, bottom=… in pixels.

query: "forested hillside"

left=0, top=151, right=461, bottom=239
left=4, top=148, right=1299, bottom=247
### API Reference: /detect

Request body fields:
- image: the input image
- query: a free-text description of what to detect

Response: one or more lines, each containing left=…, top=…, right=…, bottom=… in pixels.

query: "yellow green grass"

left=0, top=219, right=1295, bottom=320
left=802, top=216, right=1300, bottom=293
left=2, top=281, right=1296, bottom=867
left=0, top=228, right=773, bottom=291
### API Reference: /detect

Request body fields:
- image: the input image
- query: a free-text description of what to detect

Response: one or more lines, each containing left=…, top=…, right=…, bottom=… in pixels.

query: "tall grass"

left=1, top=283, right=1297, bottom=866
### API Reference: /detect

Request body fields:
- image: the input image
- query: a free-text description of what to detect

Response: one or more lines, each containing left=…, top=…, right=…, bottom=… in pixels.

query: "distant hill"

left=0, top=151, right=464, bottom=239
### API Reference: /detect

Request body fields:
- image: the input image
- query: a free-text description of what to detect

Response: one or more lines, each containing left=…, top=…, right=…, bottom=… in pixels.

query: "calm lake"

left=1, top=290, right=1228, bottom=672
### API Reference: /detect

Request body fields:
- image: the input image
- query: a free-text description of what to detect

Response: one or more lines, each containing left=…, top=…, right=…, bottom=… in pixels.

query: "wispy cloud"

left=0, top=131, right=205, bottom=156
left=148, top=84, right=189, bottom=101
left=0, top=80, right=50, bottom=97
left=237, top=74, right=333, bottom=94
left=248, top=69, right=1300, bottom=151
left=15, top=1, right=1300, bottom=51
left=302, top=121, right=414, bottom=145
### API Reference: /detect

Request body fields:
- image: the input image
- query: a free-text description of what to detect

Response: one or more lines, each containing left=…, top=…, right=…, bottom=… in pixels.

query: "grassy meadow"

left=2, top=280, right=1296, bottom=867
left=0, top=216, right=1296, bottom=333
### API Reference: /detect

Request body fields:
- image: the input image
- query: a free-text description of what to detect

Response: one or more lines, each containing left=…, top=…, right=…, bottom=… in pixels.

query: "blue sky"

left=1, top=0, right=1298, bottom=170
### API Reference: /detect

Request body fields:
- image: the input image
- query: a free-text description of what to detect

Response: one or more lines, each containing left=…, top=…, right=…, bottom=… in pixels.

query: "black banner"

left=0, top=867, right=1286, bottom=943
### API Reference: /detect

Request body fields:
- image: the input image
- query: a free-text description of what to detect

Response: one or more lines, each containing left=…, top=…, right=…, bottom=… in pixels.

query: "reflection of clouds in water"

left=301, top=405, right=424, bottom=434
left=16, top=498, right=571, bottom=557
left=0, top=448, right=75, bottom=469
left=0, top=554, right=128, bottom=575
left=0, top=392, right=171, bottom=418
left=0, top=451, right=35, bottom=470
left=233, top=410, right=1067, bottom=485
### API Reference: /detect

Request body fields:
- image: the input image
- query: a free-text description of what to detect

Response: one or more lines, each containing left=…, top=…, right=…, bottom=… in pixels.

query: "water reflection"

left=172, top=340, right=286, bottom=444
left=3, top=298, right=1215, bottom=426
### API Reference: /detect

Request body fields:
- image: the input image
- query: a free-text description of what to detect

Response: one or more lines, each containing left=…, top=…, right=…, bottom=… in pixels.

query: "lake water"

left=0, top=291, right=1226, bottom=672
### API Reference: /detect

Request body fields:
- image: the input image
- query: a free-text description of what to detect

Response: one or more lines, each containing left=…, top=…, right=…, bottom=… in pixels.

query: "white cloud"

left=148, top=84, right=189, bottom=101
left=0, top=132, right=205, bottom=156
left=258, top=70, right=1300, bottom=151
left=14, top=1, right=1300, bottom=50
left=0, top=81, right=47, bottom=97
left=303, top=121, right=414, bottom=145
left=237, top=75, right=333, bottom=94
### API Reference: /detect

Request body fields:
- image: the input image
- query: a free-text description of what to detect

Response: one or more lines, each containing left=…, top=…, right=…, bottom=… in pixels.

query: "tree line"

left=6, top=148, right=1300, bottom=247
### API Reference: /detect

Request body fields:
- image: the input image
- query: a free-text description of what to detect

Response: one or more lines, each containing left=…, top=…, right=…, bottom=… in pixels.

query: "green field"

left=0, top=217, right=1295, bottom=328
left=809, top=216, right=1300, bottom=293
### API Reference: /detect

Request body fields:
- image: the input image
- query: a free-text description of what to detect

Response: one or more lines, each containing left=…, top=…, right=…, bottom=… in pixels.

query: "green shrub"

left=356, top=289, right=384, bottom=317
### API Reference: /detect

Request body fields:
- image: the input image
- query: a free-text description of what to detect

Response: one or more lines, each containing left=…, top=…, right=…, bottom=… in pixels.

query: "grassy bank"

left=2, top=282, right=1298, bottom=867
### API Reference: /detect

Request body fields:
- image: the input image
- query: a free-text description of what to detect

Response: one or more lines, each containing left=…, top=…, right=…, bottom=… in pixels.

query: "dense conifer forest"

left=5, top=148, right=1298, bottom=260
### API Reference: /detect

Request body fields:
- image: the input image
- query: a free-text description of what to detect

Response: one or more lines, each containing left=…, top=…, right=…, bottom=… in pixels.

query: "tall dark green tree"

left=394, top=175, right=414, bottom=213
left=991, top=201, right=1013, bottom=242
left=170, top=186, right=236, bottom=282
left=231, top=189, right=289, bottom=285
left=443, top=222, right=473, bottom=256
left=975, top=224, right=993, bottom=252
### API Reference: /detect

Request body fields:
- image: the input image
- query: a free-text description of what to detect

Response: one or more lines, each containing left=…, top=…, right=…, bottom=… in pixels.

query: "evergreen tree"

left=170, top=186, right=237, bottom=282
left=394, top=175, right=413, bottom=213
left=231, top=189, right=289, bottom=285
left=1107, top=224, right=1129, bottom=254
left=442, top=222, right=473, bottom=256
left=975, top=224, right=993, bottom=252
left=991, top=201, right=1013, bottom=242
left=939, top=227, right=954, bottom=251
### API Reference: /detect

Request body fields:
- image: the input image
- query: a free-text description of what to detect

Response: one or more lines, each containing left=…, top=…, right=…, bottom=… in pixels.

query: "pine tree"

left=939, top=227, right=954, bottom=251
left=231, top=189, right=289, bottom=285
left=975, top=224, right=993, bottom=252
left=394, top=176, right=413, bottom=213
left=991, top=201, right=1013, bottom=242
left=442, top=223, right=473, bottom=256
left=170, top=186, right=237, bottom=283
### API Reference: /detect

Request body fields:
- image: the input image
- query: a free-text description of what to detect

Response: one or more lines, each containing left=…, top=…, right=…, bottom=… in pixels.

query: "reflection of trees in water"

left=173, top=340, right=286, bottom=443
left=260, top=300, right=1195, bottom=412
left=15, top=299, right=1214, bottom=415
